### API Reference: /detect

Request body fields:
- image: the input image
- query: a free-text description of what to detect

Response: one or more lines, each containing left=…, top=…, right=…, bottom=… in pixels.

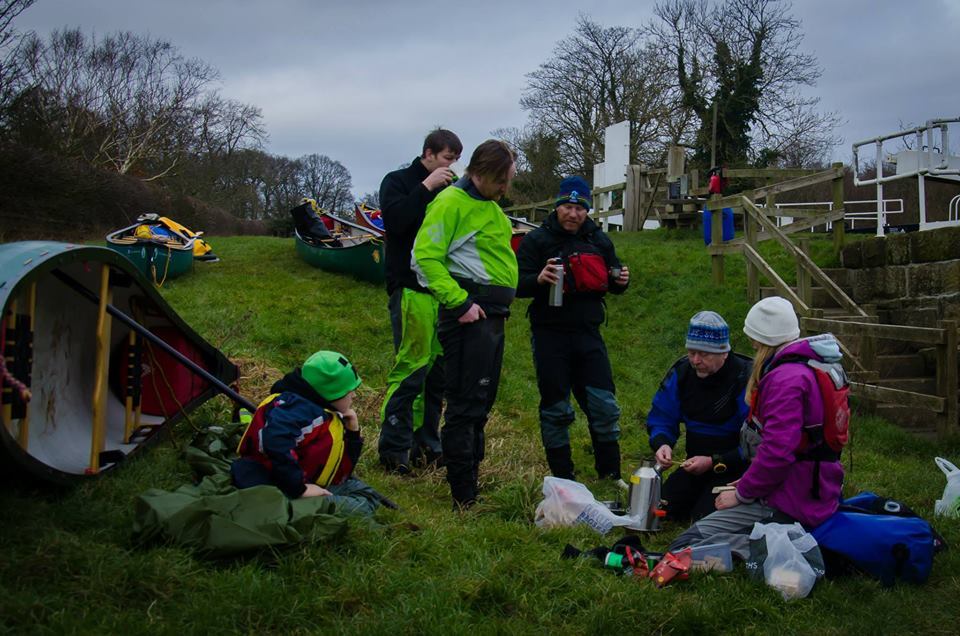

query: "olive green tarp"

left=132, top=422, right=380, bottom=558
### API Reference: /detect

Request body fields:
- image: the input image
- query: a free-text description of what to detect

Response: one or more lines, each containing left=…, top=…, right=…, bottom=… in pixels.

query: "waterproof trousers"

left=661, top=464, right=747, bottom=522
left=438, top=312, right=505, bottom=506
left=378, top=288, right=444, bottom=467
left=531, top=326, right=621, bottom=479
left=668, top=501, right=781, bottom=559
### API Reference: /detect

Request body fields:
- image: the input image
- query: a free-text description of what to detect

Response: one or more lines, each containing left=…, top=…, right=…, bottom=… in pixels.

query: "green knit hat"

left=301, top=351, right=361, bottom=401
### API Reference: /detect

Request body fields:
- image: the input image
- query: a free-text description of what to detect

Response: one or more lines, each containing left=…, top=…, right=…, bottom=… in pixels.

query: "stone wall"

left=839, top=226, right=960, bottom=327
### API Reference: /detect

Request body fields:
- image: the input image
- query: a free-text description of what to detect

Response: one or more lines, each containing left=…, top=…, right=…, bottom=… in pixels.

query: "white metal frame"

left=774, top=199, right=904, bottom=234
left=852, top=117, right=960, bottom=235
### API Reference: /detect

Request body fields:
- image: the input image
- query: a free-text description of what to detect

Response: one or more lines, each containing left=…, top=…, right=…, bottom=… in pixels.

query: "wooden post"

left=832, top=162, right=846, bottom=253
left=745, top=200, right=760, bottom=303
left=936, top=320, right=958, bottom=440
left=16, top=283, right=36, bottom=448
left=710, top=194, right=724, bottom=285
left=1, top=299, right=17, bottom=432
left=624, top=164, right=641, bottom=231
left=797, top=237, right=812, bottom=307
left=88, top=265, right=113, bottom=473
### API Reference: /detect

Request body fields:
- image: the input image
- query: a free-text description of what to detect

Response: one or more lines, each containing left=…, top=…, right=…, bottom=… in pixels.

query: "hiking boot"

left=410, top=447, right=444, bottom=469
left=593, top=440, right=622, bottom=480
left=379, top=456, right=411, bottom=476
left=545, top=445, right=576, bottom=480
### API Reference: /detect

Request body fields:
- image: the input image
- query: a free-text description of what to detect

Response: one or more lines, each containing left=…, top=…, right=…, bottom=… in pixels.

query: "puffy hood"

left=772, top=333, right=843, bottom=365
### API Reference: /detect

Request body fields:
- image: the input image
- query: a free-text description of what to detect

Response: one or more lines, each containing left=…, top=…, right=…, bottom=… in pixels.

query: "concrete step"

left=875, top=353, right=929, bottom=379
left=820, top=267, right=851, bottom=288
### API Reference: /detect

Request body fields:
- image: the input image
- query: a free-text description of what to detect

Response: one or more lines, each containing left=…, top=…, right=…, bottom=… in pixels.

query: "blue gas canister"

left=702, top=206, right=735, bottom=245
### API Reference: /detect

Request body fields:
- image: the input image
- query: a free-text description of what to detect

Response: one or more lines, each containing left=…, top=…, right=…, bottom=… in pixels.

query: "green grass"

left=2, top=230, right=959, bottom=634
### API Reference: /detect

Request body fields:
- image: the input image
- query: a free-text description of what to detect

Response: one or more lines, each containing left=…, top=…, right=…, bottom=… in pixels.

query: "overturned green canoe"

left=295, top=230, right=385, bottom=285
left=0, top=241, right=237, bottom=485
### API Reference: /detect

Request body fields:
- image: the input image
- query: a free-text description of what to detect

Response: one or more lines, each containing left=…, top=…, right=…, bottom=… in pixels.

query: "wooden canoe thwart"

left=291, top=200, right=386, bottom=285
left=0, top=241, right=237, bottom=484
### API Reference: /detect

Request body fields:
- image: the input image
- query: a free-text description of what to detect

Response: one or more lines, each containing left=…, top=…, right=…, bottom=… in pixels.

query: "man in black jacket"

left=377, top=129, right=462, bottom=473
left=516, top=176, right=630, bottom=480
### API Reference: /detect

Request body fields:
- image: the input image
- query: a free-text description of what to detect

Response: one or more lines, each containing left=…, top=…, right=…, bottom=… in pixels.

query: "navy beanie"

left=555, top=176, right=592, bottom=210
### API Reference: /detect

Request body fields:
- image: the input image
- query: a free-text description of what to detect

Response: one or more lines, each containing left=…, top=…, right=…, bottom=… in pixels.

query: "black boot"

left=545, top=445, right=576, bottom=480
left=593, top=440, right=621, bottom=480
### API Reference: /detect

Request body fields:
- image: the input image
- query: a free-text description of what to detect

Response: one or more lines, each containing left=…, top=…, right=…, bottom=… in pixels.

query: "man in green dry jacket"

left=412, top=139, right=518, bottom=509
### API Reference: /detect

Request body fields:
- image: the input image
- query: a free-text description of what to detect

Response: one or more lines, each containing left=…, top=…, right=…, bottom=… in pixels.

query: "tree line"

left=0, top=0, right=353, bottom=227
left=506, top=0, right=841, bottom=203
left=2, top=0, right=841, bottom=220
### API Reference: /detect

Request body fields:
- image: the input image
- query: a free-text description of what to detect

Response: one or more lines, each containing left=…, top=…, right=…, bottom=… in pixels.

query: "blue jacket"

left=647, top=353, right=751, bottom=464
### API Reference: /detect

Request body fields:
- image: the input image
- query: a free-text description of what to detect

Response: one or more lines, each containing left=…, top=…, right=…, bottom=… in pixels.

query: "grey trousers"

left=668, top=501, right=779, bottom=559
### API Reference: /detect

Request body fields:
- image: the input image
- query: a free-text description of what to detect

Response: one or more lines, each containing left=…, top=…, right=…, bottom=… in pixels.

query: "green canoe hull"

left=295, top=233, right=385, bottom=284
left=106, top=241, right=194, bottom=283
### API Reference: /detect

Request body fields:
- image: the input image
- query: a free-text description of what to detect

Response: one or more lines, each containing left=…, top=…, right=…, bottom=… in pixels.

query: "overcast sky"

left=15, top=0, right=960, bottom=197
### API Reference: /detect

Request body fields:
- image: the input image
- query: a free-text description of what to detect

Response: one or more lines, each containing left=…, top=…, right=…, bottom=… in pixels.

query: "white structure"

left=593, top=121, right=630, bottom=230
left=852, top=117, right=960, bottom=235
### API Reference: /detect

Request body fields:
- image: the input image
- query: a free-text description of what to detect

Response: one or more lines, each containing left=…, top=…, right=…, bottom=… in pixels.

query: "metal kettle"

left=627, top=460, right=665, bottom=531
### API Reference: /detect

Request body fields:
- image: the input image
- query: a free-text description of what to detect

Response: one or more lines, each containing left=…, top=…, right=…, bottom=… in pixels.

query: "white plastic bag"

left=534, top=476, right=635, bottom=535
left=934, top=457, right=960, bottom=518
left=747, top=522, right=823, bottom=600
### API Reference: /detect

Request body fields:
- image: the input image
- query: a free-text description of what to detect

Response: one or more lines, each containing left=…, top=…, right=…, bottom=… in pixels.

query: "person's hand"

left=681, top=455, right=713, bottom=475
left=423, top=167, right=455, bottom=191
left=303, top=484, right=332, bottom=497
left=614, top=265, right=630, bottom=287
left=458, top=303, right=486, bottom=324
left=655, top=444, right=673, bottom=469
left=537, top=259, right=562, bottom=285
left=715, top=489, right=740, bottom=510
left=340, top=408, right=359, bottom=432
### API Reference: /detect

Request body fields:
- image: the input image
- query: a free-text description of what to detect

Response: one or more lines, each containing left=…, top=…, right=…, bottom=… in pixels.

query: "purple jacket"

left=736, top=335, right=844, bottom=527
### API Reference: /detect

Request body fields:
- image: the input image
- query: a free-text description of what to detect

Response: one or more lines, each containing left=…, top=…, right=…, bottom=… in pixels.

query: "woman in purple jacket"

left=668, top=296, right=845, bottom=558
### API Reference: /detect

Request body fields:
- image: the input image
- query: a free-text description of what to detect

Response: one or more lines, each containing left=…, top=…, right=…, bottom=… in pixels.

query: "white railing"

left=950, top=194, right=960, bottom=222
left=851, top=117, right=960, bottom=233
left=774, top=199, right=904, bottom=236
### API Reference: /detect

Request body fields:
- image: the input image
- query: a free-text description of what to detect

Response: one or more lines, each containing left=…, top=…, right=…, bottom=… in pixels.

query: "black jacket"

left=379, top=157, right=445, bottom=295
left=516, top=212, right=627, bottom=328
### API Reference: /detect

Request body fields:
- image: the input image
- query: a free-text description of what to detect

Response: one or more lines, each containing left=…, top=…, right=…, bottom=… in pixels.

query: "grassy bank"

left=2, top=231, right=959, bottom=634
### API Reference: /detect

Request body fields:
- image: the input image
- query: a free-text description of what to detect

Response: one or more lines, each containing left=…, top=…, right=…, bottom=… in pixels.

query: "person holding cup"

left=516, top=176, right=630, bottom=481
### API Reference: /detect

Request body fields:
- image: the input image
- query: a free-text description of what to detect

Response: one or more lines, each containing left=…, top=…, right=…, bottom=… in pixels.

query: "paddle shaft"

left=53, top=269, right=401, bottom=510
left=52, top=269, right=257, bottom=412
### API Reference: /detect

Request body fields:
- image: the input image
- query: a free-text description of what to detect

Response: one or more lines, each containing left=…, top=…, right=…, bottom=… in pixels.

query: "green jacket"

left=412, top=183, right=518, bottom=314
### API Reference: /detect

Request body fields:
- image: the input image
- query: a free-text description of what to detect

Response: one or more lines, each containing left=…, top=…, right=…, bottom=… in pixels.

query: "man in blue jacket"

left=647, top=311, right=752, bottom=521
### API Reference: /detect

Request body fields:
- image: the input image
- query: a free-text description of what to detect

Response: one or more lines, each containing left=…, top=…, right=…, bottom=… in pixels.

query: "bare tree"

left=0, top=0, right=34, bottom=125
left=298, top=153, right=353, bottom=215
left=11, top=28, right=220, bottom=178
left=358, top=191, right=380, bottom=209
left=521, top=15, right=676, bottom=177
left=648, top=0, right=840, bottom=168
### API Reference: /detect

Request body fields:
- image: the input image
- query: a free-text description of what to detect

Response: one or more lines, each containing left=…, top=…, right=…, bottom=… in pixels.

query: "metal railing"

left=773, top=199, right=904, bottom=235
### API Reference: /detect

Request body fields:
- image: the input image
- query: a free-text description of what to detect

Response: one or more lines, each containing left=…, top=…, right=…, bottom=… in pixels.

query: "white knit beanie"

left=743, top=296, right=800, bottom=346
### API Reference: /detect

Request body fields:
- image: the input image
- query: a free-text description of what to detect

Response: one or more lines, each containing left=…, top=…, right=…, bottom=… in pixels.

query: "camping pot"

left=627, top=460, right=665, bottom=531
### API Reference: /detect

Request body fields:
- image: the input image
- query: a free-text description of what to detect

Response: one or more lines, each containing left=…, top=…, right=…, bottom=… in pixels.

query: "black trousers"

left=437, top=312, right=505, bottom=504
left=530, top=326, right=620, bottom=449
left=661, top=463, right=747, bottom=522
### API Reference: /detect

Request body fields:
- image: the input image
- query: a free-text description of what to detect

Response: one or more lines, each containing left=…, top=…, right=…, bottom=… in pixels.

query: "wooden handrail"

left=742, top=198, right=867, bottom=317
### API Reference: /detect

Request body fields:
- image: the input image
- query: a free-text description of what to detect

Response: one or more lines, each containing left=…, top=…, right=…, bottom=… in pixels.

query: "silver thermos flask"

left=627, top=460, right=665, bottom=531
left=548, top=258, right=563, bottom=307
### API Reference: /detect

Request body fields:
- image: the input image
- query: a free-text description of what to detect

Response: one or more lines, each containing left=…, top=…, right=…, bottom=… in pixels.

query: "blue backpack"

left=811, top=492, right=946, bottom=586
